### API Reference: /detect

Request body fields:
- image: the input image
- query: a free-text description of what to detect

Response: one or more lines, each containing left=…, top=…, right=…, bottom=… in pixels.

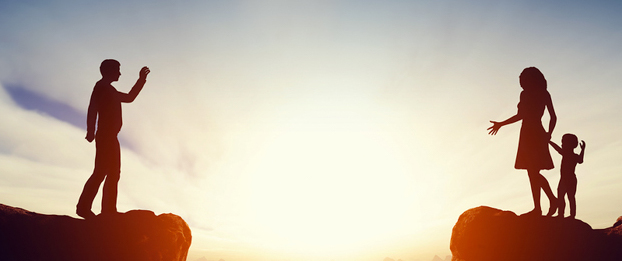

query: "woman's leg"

left=539, top=172, right=557, bottom=216
left=527, top=169, right=557, bottom=215
left=527, top=169, right=542, bottom=214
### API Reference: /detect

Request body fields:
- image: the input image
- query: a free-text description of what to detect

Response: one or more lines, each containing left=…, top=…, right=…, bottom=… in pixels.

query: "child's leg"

left=568, top=175, right=578, bottom=218
left=101, top=136, right=121, bottom=214
left=557, top=179, right=567, bottom=218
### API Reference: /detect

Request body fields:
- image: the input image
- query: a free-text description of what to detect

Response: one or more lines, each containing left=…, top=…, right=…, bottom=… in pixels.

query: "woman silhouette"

left=488, top=67, right=557, bottom=216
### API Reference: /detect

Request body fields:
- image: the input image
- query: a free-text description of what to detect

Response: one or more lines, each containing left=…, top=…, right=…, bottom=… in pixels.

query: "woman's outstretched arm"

left=488, top=114, right=522, bottom=135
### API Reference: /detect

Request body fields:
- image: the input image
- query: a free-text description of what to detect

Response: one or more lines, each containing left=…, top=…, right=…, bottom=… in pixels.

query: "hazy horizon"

left=2, top=1, right=622, bottom=260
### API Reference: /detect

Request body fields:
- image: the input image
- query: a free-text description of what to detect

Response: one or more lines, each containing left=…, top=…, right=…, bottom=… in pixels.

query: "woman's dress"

left=514, top=90, right=554, bottom=170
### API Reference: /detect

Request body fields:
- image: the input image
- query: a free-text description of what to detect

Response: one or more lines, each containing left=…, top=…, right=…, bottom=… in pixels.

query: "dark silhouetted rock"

left=450, top=206, right=622, bottom=261
left=0, top=203, right=191, bottom=261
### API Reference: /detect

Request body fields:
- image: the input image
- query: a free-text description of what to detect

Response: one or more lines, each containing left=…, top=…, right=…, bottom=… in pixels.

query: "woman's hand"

left=488, top=121, right=502, bottom=135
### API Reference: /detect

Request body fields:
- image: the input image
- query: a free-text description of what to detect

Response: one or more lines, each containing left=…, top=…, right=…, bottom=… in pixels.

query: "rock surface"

left=450, top=206, right=622, bottom=261
left=0, top=203, right=192, bottom=261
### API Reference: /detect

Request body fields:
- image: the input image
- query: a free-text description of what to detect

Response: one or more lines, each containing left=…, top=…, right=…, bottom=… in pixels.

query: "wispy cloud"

left=5, top=84, right=86, bottom=129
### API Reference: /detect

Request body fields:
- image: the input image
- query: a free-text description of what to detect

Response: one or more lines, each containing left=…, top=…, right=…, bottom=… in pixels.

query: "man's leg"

left=77, top=135, right=109, bottom=219
left=101, top=136, right=121, bottom=214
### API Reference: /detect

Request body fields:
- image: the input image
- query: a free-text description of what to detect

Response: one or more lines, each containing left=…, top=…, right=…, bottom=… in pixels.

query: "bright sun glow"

left=6, top=2, right=620, bottom=260
left=239, top=103, right=441, bottom=256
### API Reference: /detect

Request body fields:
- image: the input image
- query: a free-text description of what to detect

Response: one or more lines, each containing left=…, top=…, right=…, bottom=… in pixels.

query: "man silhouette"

left=77, top=59, right=150, bottom=219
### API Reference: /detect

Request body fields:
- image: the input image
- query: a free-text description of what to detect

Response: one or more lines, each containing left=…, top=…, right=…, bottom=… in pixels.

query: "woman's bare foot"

left=523, top=208, right=542, bottom=216
left=76, top=208, right=96, bottom=220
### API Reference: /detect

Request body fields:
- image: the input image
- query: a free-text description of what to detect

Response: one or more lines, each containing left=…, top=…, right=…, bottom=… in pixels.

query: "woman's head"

left=519, top=67, right=547, bottom=91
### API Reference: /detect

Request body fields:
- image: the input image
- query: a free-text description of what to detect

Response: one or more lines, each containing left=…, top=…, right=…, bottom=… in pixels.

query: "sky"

left=1, top=0, right=622, bottom=260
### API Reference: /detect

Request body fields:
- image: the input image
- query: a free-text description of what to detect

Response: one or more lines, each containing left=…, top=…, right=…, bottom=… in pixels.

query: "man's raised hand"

left=139, top=66, right=150, bottom=80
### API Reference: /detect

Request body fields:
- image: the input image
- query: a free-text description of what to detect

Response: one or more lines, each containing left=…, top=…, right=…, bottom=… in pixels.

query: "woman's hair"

left=519, top=67, right=547, bottom=91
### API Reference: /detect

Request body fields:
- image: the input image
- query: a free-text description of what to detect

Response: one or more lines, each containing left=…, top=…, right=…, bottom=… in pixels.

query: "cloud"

left=5, top=84, right=86, bottom=129
left=0, top=83, right=92, bottom=214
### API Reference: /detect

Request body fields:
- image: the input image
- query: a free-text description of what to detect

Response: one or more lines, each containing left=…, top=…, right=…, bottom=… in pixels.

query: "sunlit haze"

left=2, top=1, right=622, bottom=260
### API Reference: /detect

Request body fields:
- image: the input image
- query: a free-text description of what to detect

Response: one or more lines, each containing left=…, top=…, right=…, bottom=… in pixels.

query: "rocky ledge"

left=0, top=203, right=191, bottom=261
left=450, top=206, right=622, bottom=261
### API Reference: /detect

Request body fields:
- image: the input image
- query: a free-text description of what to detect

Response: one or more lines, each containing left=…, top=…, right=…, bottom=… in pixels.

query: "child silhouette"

left=549, top=134, right=585, bottom=219
left=76, top=59, right=150, bottom=219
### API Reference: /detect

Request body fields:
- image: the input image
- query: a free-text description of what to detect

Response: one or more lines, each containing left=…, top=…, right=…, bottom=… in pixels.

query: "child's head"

left=561, top=133, right=579, bottom=149
left=100, top=59, right=121, bottom=81
left=519, top=67, right=547, bottom=91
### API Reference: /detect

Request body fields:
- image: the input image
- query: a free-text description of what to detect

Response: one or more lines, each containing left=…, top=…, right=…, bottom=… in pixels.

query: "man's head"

left=100, top=59, right=121, bottom=81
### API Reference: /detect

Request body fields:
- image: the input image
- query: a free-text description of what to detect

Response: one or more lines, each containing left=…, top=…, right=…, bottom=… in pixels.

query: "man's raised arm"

left=119, top=66, right=150, bottom=103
